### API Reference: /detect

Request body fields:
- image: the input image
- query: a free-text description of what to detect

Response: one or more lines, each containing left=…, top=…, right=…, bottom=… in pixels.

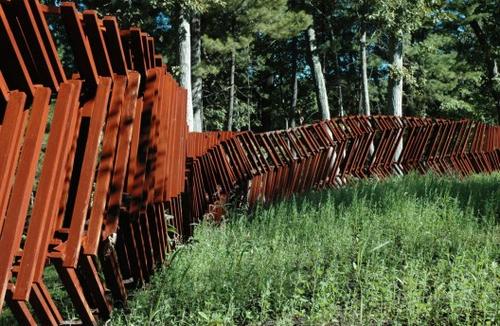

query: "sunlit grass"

left=111, top=172, right=500, bottom=325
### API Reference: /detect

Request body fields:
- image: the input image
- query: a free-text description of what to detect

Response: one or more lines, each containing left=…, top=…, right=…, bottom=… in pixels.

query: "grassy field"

left=110, top=173, right=500, bottom=325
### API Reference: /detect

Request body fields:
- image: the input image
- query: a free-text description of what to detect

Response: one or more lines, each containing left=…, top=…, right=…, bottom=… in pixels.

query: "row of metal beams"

left=0, top=1, right=188, bottom=324
left=186, top=116, right=500, bottom=222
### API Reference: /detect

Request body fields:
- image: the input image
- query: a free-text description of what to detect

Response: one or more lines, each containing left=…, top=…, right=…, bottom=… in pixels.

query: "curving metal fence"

left=0, top=1, right=498, bottom=324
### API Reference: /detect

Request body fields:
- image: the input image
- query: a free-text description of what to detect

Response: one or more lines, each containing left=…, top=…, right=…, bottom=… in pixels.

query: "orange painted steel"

left=186, top=117, right=499, bottom=224
left=0, top=1, right=499, bottom=325
left=0, top=1, right=184, bottom=324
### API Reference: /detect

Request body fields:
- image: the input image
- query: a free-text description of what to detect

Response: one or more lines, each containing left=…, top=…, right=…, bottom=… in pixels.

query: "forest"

left=45, top=0, right=499, bottom=131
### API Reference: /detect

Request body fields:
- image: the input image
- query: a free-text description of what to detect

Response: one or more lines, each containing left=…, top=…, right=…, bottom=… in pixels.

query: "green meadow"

left=110, top=173, right=500, bottom=325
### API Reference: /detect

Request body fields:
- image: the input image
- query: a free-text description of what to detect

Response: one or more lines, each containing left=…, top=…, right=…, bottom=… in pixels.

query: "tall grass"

left=3, top=173, right=497, bottom=325
left=110, top=173, right=499, bottom=325
left=111, top=173, right=499, bottom=325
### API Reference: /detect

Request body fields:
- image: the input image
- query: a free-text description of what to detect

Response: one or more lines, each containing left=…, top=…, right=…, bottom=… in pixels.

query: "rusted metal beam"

left=0, top=87, right=51, bottom=309
left=14, top=81, right=81, bottom=301
left=62, top=77, right=112, bottom=268
left=60, top=2, right=99, bottom=92
left=0, top=4, right=34, bottom=98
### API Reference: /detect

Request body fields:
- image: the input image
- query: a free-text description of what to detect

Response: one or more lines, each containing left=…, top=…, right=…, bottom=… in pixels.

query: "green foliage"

left=199, top=0, right=312, bottom=130
left=245, top=0, right=311, bottom=40
left=110, top=173, right=500, bottom=325
left=405, top=33, right=484, bottom=118
left=369, top=0, right=434, bottom=37
left=54, top=0, right=499, bottom=126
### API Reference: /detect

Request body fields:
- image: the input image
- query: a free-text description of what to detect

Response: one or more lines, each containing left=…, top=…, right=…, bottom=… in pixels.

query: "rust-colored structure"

left=186, top=117, right=500, bottom=221
left=0, top=1, right=499, bottom=324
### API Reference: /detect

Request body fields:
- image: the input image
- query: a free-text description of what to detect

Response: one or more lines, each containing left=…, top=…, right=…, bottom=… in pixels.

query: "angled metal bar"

left=60, top=2, right=99, bottom=92
left=3, top=0, right=60, bottom=90
left=83, top=10, right=113, bottom=77
left=0, top=87, right=51, bottom=309
left=83, top=75, right=127, bottom=255
left=14, top=81, right=79, bottom=301
left=63, top=77, right=112, bottom=268
left=102, top=16, right=128, bottom=75
left=0, top=4, right=34, bottom=98
left=27, top=0, right=66, bottom=84
left=0, top=92, right=27, bottom=228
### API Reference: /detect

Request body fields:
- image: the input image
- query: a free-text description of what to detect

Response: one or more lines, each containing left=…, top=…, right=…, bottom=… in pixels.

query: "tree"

left=290, top=37, right=299, bottom=128
left=360, top=30, right=371, bottom=117
left=405, top=34, right=482, bottom=120
left=454, top=0, right=500, bottom=123
left=369, top=0, right=432, bottom=162
left=178, top=6, right=193, bottom=130
left=469, top=20, right=499, bottom=122
left=201, top=0, right=311, bottom=131
left=192, top=14, right=203, bottom=130
left=307, top=25, right=330, bottom=120
left=66, top=0, right=498, bottom=130
left=301, top=0, right=343, bottom=120
left=371, top=0, right=430, bottom=118
left=356, top=1, right=372, bottom=118
left=177, top=1, right=225, bottom=131
left=387, top=33, right=404, bottom=117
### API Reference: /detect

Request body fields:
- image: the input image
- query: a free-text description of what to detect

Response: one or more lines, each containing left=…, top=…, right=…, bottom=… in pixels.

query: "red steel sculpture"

left=0, top=1, right=499, bottom=324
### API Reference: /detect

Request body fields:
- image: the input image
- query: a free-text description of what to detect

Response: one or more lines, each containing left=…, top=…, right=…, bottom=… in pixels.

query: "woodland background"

left=44, top=0, right=499, bottom=131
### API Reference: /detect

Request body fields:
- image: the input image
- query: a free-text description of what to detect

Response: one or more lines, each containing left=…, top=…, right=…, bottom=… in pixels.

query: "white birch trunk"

left=227, top=49, right=236, bottom=131
left=192, top=15, right=203, bottom=131
left=179, top=10, right=193, bottom=131
left=361, top=31, right=371, bottom=116
left=361, top=31, right=374, bottom=154
left=388, top=35, right=404, bottom=164
left=307, top=26, right=330, bottom=120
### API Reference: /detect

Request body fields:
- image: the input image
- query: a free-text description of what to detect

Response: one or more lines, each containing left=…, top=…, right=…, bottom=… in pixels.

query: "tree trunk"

left=388, top=34, right=404, bottom=162
left=388, top=35, right=403, bottom=117
left=227, top=49, right=236, bottom=131
left=191, top=14, right=203, bottom=131
left=247, top=67, right=252, bottom=131
left=361, top=30, right=374, bottom=154
left=494, top=59, right=499, bottom=122
left=179, top=8, right=194, bottom=131
left=333, top=53, right=345, bottom=117
left=307, top=26, right=330, bottom=120
left=338, top=86, right=345, bottom=117
left=290, top=38, right=298, bottom=128
left=361, top=31, right=371, bottom=116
